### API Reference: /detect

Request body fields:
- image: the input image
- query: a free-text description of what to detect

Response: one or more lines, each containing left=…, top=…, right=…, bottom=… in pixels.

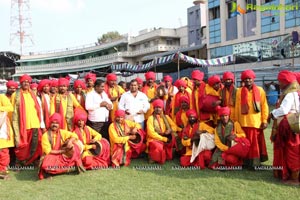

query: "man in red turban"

left=50, top=79, right=58, bottom=97
left=104, top=73, right=125, bottom=121
left=235, top=69, right=269, bottom=169
left=141, top=71, right=157, bottom=120
left=6, top=80, right=18, bottom=101
left=210, top=106, right=249, bottom=169
left=73, top=80, right=87, bottom=109
left=11, top=74, right=42, bottom=165
left=39, top=113, right=84, bottom=179
left=146, top=99, right=179, bottom=164
left=108, top=109, right=146, bottom=167
left=269, top=70, right=300, bottom=185
left=84, top=72, right=96, bottom=93
left=171, top=79, right=191, bottom=120
left=162, top=75, right=178, bottom=116
left=221, top=71, right=237, bottom=120
left=191, top=70, right=206, bottom=118
left=37, top=79, right=51, bottom=130
left=73, top=110, right=110, bottom=169
left=135, top=77, right=144, bottom=91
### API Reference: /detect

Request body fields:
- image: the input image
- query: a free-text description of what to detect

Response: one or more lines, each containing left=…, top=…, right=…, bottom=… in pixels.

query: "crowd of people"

left=0, top=69, right=299, bottom=185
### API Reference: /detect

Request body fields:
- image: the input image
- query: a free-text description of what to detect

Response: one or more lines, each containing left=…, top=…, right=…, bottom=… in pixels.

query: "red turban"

left=223, top=71, right=234, bottom=80
left=186, top=109, right=198, bottom=118
left=6, top=80, right=18, bottom=88
left=58, top=78, right=70, bottom=87
left=163, top=75, right=173, bottom=82
left=174, top=79, right=187, bottom=88
left=294, top=72, right=300, bottom=84
left=152, top=99, right=164, bottom=108
left=241, top=69, right=256, bottom=81
left=217, top=106, right=231, bottom=116
left=191, top=70, right=204, bottom=81
left=277, top=70, right=296, bottom=85
left=145, top=71, right=156, bottom=80
left=115, top=110, right=125, bottom=118
left=85, top=73, right=96, bottom=83
left=73, top=110, right=87, bottom=124
left=106, top=73, right=117, bottom=81
left=38, top=79, right=51, bottom=92
left=135, top=77, right=143, bottom=85
left=50, top=79, right=58, bottom=87
left=208, top=75, right=221, bottom=86
left=49, top=113, right=62, bottom=124
left=74, top=80, right=86, bottom=89
left=30, top=83, right=38, bottom=90
left=179, top=95, right=190, bottom=104
left=19, top=74, right=32, bottom=83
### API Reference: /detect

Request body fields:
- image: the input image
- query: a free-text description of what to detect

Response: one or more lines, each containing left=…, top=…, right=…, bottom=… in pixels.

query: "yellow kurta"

left=41, top=129, right=78, bottom=155
left=214, top=121, right=246, bottom=152
left=107, top=85, right=125, bottom=121
left=0, top=94, right=14, bottom=148
left=143, top=86, right=157, bottom=120
left=175, top=110, right=188, bottom=129
left=73, top=126, right=102, bottom=158
left=224, top=89, right=236, bottom=121
left=235, top=86, right=269, bottom=128
left=181, top=122, right=214, bottom=156
left=108, top=120, right=141, bottom=153
left=11, top=90, right=40, bottom=129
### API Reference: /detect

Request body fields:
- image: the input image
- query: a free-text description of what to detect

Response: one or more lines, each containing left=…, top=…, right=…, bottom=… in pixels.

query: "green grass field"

left=1, top=126, right=299, bottom=200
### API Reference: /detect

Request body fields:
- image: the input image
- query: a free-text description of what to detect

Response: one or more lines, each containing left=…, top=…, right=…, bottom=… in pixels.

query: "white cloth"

left=118, top=91, right=150, bottom=123
left=85, top=90, right=113, bottom=122
left=272, top=92, right=300, bottom=118
left=190, top=132, right=215, bottom=163
left=0, top=112, right=8, bottom=139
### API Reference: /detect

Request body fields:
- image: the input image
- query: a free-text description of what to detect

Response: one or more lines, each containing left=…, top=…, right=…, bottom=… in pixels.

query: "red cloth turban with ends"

left=277, top=70, right=296, bottom=85
left=106, top=73, right=117, bottom=81
left=186, top=109, right=198, bottom=118
left=145, top=71, right=156, bottom=80
left=73, top=110, right=87, bottom=124
left=294, top=72, right=300, bottom=84
left=135, top=77, right=143, bottom=85
left=174, top=79, right=187, bottom=88
left=241, top=69, right=256, bottom=81
left=191, top=70, right=204, bottom=81
left=179, top=95, right=190, bottom=104
left=115, top=110, right=126, bottom=118
left=217, top=106, right=231, bottom=116
left=19, top=74, right=32, bottom=83
left=30, top=83, right=38, bottom=90
left=6, top=80, right=18, bottom=88
left=223, top=71, right=234, bottom=81
left=163, top=75, right=173, bottom=82
left=37, top=79, right=51, bottom=92
left=208, top=75, right=221, bottom=87
left=84, top=73, right=96, bottom=83
left=50, top=79, right=58, bottom=87
left=152, top=99, right=164, bottom=108
left=58, top=78, right=70, bottom=87
left=49, top=113, right=62, bottom=124
left=73, top=80, right=86, bottom=89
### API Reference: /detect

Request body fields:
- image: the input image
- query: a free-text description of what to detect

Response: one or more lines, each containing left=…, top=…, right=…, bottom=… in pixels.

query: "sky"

left=0, top=0, right=193, bottom=54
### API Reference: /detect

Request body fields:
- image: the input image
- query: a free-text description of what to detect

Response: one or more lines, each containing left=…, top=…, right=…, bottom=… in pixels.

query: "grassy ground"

left=1, top=125, right=299, bottom=200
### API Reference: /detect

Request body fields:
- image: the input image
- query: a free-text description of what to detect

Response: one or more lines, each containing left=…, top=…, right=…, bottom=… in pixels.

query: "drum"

left=89, top=141, right=102, bottom=156
left=61, top=139, right=84, bottom=158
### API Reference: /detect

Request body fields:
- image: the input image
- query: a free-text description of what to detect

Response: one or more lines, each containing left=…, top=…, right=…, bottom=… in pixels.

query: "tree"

left=97, top=31, right=122, bottom=44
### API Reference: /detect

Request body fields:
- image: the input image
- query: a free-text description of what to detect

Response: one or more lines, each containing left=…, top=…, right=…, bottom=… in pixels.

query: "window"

left=166, top=39, right=173, bottom=45
left=246, top=0, right=257, bottom=13
left=227, top=1, right=236, bottom=18
left=209, top=6, right=220, bottom=20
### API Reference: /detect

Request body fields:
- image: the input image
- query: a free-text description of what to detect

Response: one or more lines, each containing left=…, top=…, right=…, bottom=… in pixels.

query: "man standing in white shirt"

left=85, top=79, right=113, bottom=141
left=118, top=79, right=150, bottom=129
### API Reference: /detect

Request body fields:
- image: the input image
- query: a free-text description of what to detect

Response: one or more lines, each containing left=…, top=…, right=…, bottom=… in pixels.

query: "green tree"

left=97, top=31, right=122, bottom=44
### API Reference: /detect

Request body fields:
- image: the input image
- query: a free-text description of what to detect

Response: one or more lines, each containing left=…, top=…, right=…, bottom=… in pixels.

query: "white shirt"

left=272, top=91, right=300, bottom=118
left=118, top=91, right=150, bottom=123
left=85, top=90, right=113, bottom=122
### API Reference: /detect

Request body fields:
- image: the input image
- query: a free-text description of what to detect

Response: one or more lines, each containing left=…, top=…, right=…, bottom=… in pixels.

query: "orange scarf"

left=221, top=85, right=236, bottom=107
left=241, top=84, right=261, bottom=114
left=74, top=126, right=91, bottom=144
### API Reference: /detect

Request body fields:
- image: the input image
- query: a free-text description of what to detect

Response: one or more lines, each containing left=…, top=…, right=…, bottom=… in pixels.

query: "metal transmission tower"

left=10, top=0, right=34, bottom=55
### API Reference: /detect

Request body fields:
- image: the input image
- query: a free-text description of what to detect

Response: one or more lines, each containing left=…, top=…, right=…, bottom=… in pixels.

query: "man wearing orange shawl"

left=104, top=73, right=125, bottom=121
left=142, top=71, right=157, bottom=120
left=50, top=78, right=85, bottom=131
left=146, top=99, right=179, bottom=164
left=235, top=69, right=268, bottom=168
left=84, top=72, right=96, bottom=94
left=73, top=80, right=87, bottom=109
left=39, top=113, right=84, bottom=180
left=73, top=110, right=110, bottom=169
left=171, top=79, right=191, bottom=120
left=180, top=109, right=215, bottom=168
left=221, top=71, right=237, bottom=121
left=109, top=110, right=146, bottom=167
left=191, top=70, right=206, bottom=118
left=210, top=106, right=249, bottom=169
left=0, top=94, right=14, bottom=179
left=269, top=70, right=300, bottom=185
left=199, top=75, right=222, bottom=127
left=37, top=79, right=51, bottom=130
left=11, top=74, right=42, bottom=165
left=162, top=75, right=178, bottom=116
